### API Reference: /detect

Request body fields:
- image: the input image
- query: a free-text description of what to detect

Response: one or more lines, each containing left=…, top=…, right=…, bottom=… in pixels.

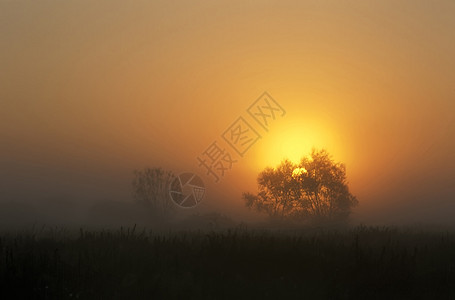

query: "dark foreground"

left=1, top=226, right=455, bottom=299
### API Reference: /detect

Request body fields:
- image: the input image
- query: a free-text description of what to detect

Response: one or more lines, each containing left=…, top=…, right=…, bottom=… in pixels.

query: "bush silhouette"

left=132, top=167, right=175, bottom=219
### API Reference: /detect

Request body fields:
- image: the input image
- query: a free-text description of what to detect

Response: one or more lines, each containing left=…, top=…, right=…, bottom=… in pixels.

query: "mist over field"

left=1, top=2, right=455, bottom=297
left=1, top=1, right=455, bottom=233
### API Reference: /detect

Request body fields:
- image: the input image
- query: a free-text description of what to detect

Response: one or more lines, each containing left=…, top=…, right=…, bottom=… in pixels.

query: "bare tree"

left=132, top=167, right=175, bottom=218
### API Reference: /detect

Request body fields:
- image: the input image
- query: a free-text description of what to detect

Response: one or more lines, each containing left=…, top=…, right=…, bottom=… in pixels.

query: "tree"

left=132, top=167, right=175, bottom=218
left=243, top=149, right=358, bottom=223
left=243, top=159, right=301, bottom=219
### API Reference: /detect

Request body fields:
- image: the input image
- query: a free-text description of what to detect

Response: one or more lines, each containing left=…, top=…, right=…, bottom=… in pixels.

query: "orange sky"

left=1, top=0, right=455, bottom=224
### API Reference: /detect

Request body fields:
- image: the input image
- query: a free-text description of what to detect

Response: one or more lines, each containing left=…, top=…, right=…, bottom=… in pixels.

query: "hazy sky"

left=1, top=0, right=454, bottom=224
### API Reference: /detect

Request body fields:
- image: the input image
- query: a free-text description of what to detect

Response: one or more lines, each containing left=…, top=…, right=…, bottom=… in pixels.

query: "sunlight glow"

left=292, top=167, right=307, bottom=178
left=255, top=118, right=338, bottom=168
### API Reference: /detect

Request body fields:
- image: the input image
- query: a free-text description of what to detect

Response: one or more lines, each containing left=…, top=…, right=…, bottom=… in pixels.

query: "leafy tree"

left=243, top=149, right=358, bottom=223
left=243, top=160, right=300, bottom=218
left=132, top=167, right=175, bottom=217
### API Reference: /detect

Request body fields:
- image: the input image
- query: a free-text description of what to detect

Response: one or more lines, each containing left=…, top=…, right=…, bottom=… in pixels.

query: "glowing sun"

left=255, top=118, right=337, bottom=168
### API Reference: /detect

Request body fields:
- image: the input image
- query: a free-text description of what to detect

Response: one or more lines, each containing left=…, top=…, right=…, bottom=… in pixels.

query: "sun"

left=253, top=118, right=338, bottom=168
left=292, top=167, right=307, bottom=178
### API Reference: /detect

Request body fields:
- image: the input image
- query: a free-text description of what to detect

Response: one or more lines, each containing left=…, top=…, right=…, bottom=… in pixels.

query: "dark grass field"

left=1, top=225, right=455, bottom=299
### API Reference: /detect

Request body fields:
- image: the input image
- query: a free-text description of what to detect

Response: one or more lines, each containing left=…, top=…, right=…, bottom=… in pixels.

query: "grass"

left=1, top=225, right=455, bottom=299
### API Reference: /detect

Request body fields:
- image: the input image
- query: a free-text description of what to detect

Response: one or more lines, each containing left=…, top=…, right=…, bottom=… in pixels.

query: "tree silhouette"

left=243, top=149, right=358, bottom=223
left=132, top=167, right=175, bottom=218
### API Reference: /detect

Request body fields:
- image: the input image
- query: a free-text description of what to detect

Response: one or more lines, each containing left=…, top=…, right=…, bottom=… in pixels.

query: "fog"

left=1, top=0, right=455, bottom=230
